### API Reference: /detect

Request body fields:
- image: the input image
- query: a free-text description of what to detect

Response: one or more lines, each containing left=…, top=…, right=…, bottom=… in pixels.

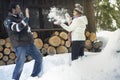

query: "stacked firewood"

left=0, top=38, right=34, bottom=65
left=0, top=31, right=103, bottom=65
left=0, top=38, right=16, bottom=65
left=85, top=31, right=103, bottom=52
left=33, top=31, right=71, bottom=56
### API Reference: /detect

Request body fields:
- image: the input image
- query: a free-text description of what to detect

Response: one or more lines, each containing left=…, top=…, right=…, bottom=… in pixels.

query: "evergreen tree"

left=94, top=0, right=120, bottom=31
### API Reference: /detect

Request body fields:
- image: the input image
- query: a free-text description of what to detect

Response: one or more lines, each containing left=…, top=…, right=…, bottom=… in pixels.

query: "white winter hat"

left=74, top=3, right=84, bottom=14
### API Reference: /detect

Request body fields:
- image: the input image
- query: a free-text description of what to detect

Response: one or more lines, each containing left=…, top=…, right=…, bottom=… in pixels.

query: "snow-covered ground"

left=0, top=29, right=120, bottom=80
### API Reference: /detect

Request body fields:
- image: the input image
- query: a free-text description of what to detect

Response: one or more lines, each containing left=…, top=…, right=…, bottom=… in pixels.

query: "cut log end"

left=56, top=46, right=68, bottom=54
left=34, top=38, right=43, bottom=49
left=33, top=32, right=38, bottom=39
left=59, top=32, right=68, bottom=40
left=90, top=32, right=96, bottom=42
left=47, top=46, right=56, bottom=55
left=49, top=36, right=61, bottom=47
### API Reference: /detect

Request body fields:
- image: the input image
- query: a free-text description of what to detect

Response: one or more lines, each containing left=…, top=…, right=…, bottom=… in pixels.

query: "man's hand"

left=25, top=8, right=29, bottom=18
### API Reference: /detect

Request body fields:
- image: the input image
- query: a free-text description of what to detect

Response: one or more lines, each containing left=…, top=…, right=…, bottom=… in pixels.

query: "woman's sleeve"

left=60, top=19, right=80, bottom=32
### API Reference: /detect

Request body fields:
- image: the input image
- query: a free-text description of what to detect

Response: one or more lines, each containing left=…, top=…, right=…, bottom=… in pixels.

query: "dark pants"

left=72, top=41, right=85, bottom=61
left=12, top=44, right=43, bottom=80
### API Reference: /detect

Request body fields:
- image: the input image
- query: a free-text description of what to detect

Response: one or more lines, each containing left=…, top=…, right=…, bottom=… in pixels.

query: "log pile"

left=0, top=38, right=16, bottom=65
left=0, top=30, right=103, bottom=66
left=0, top=38, right=33, bottom=65
left=34, top=31, right=71, bottom=56
left=85, top=31, right=103, bottom=52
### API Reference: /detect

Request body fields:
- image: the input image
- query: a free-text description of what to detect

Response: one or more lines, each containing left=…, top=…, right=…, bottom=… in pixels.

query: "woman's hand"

left=54, top=20, right=61, bottom=25
left=65, top=13, right=72, bottom=25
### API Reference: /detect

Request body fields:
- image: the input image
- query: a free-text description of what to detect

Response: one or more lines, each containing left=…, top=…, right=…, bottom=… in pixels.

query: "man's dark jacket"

left=4, top=13, right=34, bottom=48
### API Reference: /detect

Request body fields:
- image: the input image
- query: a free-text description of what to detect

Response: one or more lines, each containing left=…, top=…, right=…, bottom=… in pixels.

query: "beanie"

left=74, top=3, right=84, bottom=14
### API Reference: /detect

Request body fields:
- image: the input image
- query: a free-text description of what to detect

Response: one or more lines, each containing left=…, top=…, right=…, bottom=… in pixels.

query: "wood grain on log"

left=60, top=39, right=65, bottom=46
left=3, top=56, right=9, bottom=62
left=85, top=40, right=92, bottom=49
left=53, top=31, right=59, bottom=36
left=47, top=46, right=56, bottom=55
left=0, top=45, right=3, bottom=51
left=43, top=43, right=49, bottom=49
left=65, top=40, right=71, bottom=48
left=56, top=46, right=68, bottom=54
left=34, top=38, right=43, bottom=49
left=59, top=32, right=68, bottom=40
left=4, top=48, right=11, bottom=55
left=85, top=31, right=90, bottom=37
left=41, top=48, right=47, bottom=55
left=0, top=60, right=5, bottom=65
left=0, top=53, right=3, bottom=59
left=5, top=42, right=11, bottom=48
left=33, top=32, right=38, bottom=38
left=0, top=39, right=5, bottom=46
left=9, top=53, right=16, bottom=60
left=5, top=38, right=11, bottom=43
left=7, top=59, right=15, bottom=65
left=49, top=36, right=61, bottom=47
left=90, top=32, right=96, bottom=42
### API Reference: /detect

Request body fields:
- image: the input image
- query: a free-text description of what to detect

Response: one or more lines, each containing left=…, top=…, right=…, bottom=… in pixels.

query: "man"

left=4, top=2, right=43, bottom=80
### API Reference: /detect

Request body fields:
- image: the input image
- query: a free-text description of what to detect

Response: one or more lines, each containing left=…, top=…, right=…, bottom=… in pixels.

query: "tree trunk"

left=84, top=0, right=96, bottom=32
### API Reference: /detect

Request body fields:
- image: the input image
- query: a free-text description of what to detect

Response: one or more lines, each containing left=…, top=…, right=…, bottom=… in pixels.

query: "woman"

left=56, top=4, right=88, bottom=61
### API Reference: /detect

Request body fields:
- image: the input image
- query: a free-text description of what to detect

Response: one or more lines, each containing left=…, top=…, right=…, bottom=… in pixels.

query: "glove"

left=25, top=8, right=29, bottom=18
left=54, top=20, right=61, bottom=25
left=65, top=13, right=72, bottom=25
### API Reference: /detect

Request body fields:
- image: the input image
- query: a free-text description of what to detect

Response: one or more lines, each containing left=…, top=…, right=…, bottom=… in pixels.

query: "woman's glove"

left=65, top=13, right=72, bottom=25
left=54, top=20, right=61, bottom=25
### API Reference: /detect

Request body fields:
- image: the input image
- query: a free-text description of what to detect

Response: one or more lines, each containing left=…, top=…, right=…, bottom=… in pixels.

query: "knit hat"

left=74, top=3, right=84, bottom=14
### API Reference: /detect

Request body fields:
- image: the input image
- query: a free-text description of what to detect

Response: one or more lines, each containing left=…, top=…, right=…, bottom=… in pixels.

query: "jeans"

left=72, top=41, right=85, bottom=60
left=12, top=44, right=43, bottom=80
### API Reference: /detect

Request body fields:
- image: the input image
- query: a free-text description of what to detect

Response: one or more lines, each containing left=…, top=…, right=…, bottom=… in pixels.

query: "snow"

left=48, top=7, right=70, bottom=23
left=109, top=0, right=116, bottom=5
left=0, top=29, right=120, bottom=80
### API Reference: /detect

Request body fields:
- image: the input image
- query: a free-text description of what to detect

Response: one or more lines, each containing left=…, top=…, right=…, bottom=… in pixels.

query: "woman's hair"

left=9, top=2, right=20, bottom=13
